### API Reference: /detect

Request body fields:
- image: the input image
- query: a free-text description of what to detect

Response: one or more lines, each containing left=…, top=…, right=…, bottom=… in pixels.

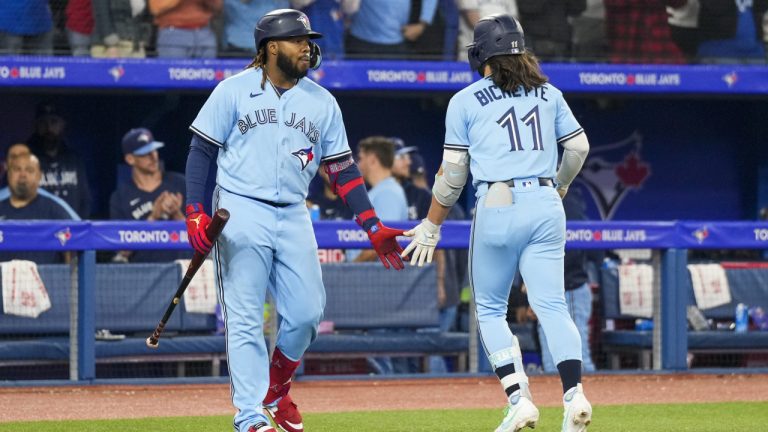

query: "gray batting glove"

left=401, top=218, right=441, bottom=267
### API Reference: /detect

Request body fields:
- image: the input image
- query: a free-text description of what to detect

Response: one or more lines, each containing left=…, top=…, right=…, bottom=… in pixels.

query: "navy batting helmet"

left=254, top=9, right=322, bottom=50
left=466, top=14, right=525, bottom=72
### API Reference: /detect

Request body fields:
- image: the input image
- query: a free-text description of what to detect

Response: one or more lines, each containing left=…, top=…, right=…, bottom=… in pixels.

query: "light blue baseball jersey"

left=190, top=67, right=351, bottom=204
left=444, top=77, right=583, bottom=186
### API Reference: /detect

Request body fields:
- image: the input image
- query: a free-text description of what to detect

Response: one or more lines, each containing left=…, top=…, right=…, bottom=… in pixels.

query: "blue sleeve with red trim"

left=186, top=134, right=218, bottom=208
left=323, top=156, right=379, bottom=231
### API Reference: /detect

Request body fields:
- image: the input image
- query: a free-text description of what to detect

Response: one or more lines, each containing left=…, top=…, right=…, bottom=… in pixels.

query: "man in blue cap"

left=109, top=127, right=189, bottom=263
left=391, top=138, right=431, bottom=221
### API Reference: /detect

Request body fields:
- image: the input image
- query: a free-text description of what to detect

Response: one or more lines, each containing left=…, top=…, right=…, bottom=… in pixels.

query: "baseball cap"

left=391, top=137, right=418, bottom=156
left=122, top=128, right=164, bottom=156
left=409, top=152, right=426, bottom=176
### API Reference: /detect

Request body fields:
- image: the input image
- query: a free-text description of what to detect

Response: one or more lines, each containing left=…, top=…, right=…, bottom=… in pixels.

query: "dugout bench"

left=0, top=263, right=469, bottom=378
left=599, top=264, right=768, bottom=369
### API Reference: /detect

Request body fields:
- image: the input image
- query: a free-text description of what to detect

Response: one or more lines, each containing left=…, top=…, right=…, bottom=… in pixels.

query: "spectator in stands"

left=346, top=0, right=438, bottom=59
left=91, top=0, right=148, bottom=58
left=65, top=0, right=94, bottom=56
left=696, top=0, right=766, bottom=63
left=391, top=138, right=431, bottom=221
left=27, top=103, right=92, bottom=219
left=667, top=0, right=701, bottom=62
left=0, top=1, right=54, bottom=55
left=517, top=0, right=586, bottom=60
left=353, top=136, right=408, bottom=263
left=109, top=127, right=190, bottom=263
left=299, top=0, right=360, bottom=59
left=0, top=143, right=79, bottom=220
left=407, top=0, right=449, bottom=59
left=222, top=0, right=294, bottom=54
left=604, top=0, right=686, bottom=64
left=92, top=0, right=121, bottom=56
left=455, top=0, right=518, bottom=61
left=149, top=0, right=223, bottom=58
left=571, top=0, right=607, bottom=61
left=535, top=188, right=598, bottom=373
left=0, top=153, right=74, bottom=264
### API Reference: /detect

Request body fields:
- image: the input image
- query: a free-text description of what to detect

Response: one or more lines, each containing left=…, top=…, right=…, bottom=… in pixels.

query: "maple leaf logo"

left=615, top=152, right=650, bottom=188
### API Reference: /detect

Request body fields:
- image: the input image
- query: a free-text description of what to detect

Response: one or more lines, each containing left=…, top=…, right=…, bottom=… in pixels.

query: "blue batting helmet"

left=466, top=14, right=525, bottom=72
left=254, top=9, right=323, bottom=50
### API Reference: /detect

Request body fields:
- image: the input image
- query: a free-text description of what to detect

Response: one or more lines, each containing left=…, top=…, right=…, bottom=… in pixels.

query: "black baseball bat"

left=146, top=208, right=230, bottom=348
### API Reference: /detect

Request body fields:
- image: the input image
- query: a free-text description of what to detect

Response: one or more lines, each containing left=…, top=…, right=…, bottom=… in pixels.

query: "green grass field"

left=2, top=402, right=766, bottom=431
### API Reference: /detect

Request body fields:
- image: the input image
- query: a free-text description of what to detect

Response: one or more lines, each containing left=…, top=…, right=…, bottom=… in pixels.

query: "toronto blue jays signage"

left=1, top=57, right=767, bottom=94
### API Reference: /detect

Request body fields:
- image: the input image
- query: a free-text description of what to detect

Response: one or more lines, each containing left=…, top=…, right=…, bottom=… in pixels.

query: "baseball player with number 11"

left=402, top=13, right=593, bottom=432
left=184, top=9, right=405, bottom=432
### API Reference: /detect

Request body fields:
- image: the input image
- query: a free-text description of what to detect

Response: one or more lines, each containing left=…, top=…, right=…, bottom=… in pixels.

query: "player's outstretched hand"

left=367, top=222, right=405, bottom=270
left=185, top=203, right=213, bottom=255
left=401, top=218, right=441, bottom=267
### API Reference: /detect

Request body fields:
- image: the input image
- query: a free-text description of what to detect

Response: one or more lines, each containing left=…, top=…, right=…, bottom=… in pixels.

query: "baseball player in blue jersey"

left=402, top=14, right=593, bottom=432
left=183, top=9, right=404, bottom=432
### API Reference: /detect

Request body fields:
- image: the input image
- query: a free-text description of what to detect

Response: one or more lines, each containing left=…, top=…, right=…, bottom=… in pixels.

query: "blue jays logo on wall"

left=292, top=147, right=314, bottom=170
left=577, top=131, right=651, bottom=220
left=55, top=227, right=72, bottom=246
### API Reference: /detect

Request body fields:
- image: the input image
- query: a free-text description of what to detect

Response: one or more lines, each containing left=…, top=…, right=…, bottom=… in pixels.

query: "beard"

left=276, top=50, right=308, bottom=80
left=11, top=182, right=33, bottom=200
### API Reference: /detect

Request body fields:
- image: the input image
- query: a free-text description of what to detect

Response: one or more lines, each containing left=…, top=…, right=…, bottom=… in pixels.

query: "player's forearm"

left=556, top=131, right=589, bottom=190
left=426, top=195, right=452, bottom=226
left=185, top=135, right=218, bottom=207
left=323, top=159, right=380, bottom=231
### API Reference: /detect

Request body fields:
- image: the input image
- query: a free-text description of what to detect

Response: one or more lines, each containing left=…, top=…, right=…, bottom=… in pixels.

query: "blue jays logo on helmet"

left=292, top=147, right=314, bottom=171
left=297, top=14, right=311, bottom=31
left=467, top=13, right=526, bottom=72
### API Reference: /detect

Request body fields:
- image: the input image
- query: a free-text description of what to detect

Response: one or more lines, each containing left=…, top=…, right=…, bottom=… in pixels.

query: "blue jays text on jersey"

left=237, top=109, right=321, bottom=145
left=190, top=67, right=350, bottom=204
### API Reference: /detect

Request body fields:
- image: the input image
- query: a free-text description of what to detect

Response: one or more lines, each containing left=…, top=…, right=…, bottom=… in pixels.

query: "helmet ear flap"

left=309, top=41, right=322, bottom=70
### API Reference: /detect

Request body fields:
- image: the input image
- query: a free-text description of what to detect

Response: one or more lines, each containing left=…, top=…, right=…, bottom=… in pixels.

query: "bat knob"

left=146, top=337, right=159, bottom=349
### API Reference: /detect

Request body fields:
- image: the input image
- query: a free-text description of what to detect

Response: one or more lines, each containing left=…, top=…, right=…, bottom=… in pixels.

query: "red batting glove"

left=367, top=221, right=405, bottom=270
left=185, top=203, right=213, bottom=255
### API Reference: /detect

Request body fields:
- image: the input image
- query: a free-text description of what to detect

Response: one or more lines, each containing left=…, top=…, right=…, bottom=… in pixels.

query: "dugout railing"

left=1, top=220, right=768, bottom=382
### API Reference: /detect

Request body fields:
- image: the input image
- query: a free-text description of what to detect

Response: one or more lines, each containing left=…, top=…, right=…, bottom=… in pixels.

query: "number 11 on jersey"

left=496, top=105, right=543, bottom=152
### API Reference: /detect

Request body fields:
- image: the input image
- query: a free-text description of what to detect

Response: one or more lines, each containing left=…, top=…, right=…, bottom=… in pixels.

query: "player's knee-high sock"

left=263, top=348, right=300, bottom=405
left=557, top=359, right=582, bottom=393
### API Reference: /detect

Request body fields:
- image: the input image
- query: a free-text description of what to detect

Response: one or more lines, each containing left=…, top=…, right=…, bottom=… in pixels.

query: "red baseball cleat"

left=265, top=394, right=304, bottom=432
left=248, top=421, right=276, bottom=432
